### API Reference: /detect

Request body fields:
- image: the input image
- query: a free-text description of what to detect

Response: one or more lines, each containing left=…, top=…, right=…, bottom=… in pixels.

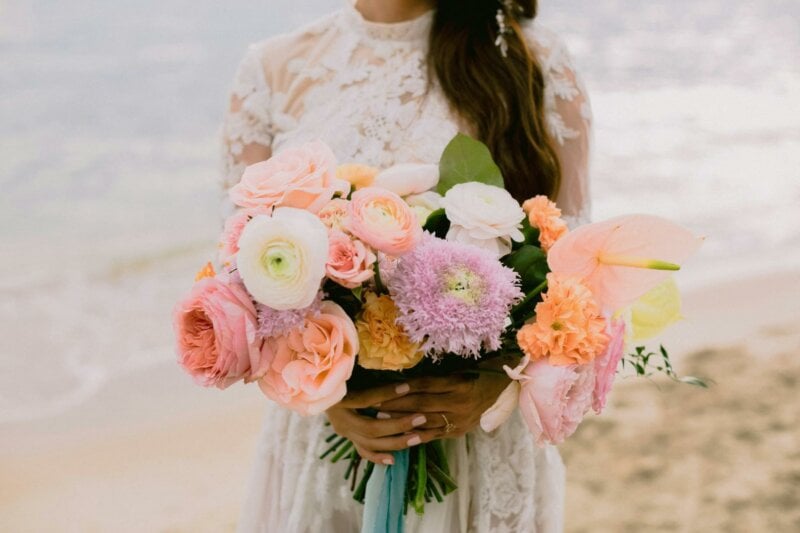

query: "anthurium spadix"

left=547, top=214, right=703, bottom=313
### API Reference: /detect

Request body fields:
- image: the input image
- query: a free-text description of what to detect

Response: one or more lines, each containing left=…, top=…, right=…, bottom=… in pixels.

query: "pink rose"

left=254, top=301, right=358, bottom=415
left=229, top=141, right=350, bottom=214
left=592, top=319, right=626, bottom=413
left=218, top=210, right=251, bottom=267
left=508, top=358, right=595, bottom=446
left=318, top=198, right=352, bottom=232
left=348, top=187, right=422, bottom=256
left=326, top=231, right=376, bottom=288
left=173, top=274, right=261, bottom=389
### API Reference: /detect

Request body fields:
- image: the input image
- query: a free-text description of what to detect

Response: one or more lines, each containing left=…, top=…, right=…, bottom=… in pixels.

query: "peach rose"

left=522, top=195, right=569, bottom=252
left=517, top=273, right=609, bottom=366
left=254, top=301, right=358, bottom=415
left=326, top=231, right=377, bottom=288
left=318, top=198, right=352, bottom=232
left=173, top=273, right=260, bottom=389
left=348, top=187, right=422, bottom=256
left=507, top=357, right=595, bottom=446
left=218, top=210, right=251, bottom=268
left=337, top=164, right=379, bottom=190
left=229, top=141, right=350, bottom=214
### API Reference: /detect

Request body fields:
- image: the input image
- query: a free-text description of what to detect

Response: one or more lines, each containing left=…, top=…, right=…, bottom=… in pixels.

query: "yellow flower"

left=195, top=262, right=216, bottom=281
left=356, top=293, right=424, bottom=371
left=629, top=277, right=683, bottom=341
left=337, top=164, right=379, bottom=190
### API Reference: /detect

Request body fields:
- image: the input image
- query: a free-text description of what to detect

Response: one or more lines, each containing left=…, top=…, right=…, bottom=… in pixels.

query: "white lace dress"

left=221, top=3, right=593, bottom=532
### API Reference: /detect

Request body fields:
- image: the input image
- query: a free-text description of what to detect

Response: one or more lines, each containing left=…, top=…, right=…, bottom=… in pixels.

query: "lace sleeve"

left=220, top=44, right=274, bottom=203
left=525, top=23, right=593, bottom=225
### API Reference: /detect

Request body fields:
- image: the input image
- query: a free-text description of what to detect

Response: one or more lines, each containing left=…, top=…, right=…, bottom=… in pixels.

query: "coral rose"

left=173, top=273, right=260, bottom=389
left=255, top=301, right=358, bottom=416
left=356, top=293, right=424, bottom=371
left=517, top=273, right=609, bottom=366
left=348, top=187, right=422, bottom=256
left=326, top=231, right=377, bottom=289
left=506, top=357, right=595, bottom=446
left=229, top=140, right=350, bottom=214
left=522, top=195, right=569, bottom=252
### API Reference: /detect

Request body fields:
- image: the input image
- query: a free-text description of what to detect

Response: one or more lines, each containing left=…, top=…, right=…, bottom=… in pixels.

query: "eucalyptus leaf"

left=437, top=133, right=504, bottom=195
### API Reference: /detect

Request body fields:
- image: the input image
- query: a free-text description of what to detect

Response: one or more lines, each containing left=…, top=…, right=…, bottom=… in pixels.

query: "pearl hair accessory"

left=494, top=0, right=516, bottom=57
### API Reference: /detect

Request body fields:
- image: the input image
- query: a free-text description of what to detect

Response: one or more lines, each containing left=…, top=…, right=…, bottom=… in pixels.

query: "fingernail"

left=382, top=458, right=394, bottom=466
left=411, top=415, right=426, bottom=427
left=395, top=383, right=410, bottom=394
left=407, top=435, right=421, bottom=447
left=376, top=412, right=391, bottom=420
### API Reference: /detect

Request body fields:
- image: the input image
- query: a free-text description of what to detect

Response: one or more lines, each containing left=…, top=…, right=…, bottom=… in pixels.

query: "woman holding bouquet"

left=222, top=0, right=591, bottom=531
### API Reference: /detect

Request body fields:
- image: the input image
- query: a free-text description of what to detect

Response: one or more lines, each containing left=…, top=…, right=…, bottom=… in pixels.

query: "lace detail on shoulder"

left=523, top=22, right=594, bottom=222
left=220, top=44, right=275, bottom=190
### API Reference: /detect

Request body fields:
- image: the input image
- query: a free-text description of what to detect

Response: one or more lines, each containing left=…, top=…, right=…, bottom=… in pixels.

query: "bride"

left=221, top=0, right=591, bottom=531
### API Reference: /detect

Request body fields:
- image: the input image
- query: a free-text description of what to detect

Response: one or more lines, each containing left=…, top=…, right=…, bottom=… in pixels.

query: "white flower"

left=440, top=182, right=525, bottom=257
left=374, top=163, right=439, bottom=197
left=237, top=208, right=329, bottom=310
left=405, top=191, right=443, bottom=226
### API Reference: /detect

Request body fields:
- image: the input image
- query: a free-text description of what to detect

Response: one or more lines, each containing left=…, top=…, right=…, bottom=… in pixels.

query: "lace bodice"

left=220, top=1, right=592, bottom=223
left=226, top=3, right=592, bottom=531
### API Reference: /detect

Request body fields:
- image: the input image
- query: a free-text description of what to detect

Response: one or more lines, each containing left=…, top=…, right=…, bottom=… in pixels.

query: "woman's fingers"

left=377, top=393, right=460, bottom=413
left=404, top=374, right=476, bottom=395
left=338, top=382, right=411, bottom=409
left=354, top=444, right=395, bottom=466
left=359, top=428, right=445, bottom=454
left=353, top=411, right=430, bottom=438
left=377, top=411, right=449, bottom=431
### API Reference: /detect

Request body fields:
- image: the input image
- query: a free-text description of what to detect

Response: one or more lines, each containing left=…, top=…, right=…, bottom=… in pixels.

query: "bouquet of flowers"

left=174, top=134, right=704, bottom=527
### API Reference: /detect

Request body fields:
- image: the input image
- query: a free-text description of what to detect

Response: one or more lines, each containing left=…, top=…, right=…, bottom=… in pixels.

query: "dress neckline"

left=341, top=1, right=434, bottom=42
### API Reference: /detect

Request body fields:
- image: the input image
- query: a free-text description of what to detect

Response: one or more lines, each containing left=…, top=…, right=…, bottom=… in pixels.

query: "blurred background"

left=1, top=0, right=798, bottom=531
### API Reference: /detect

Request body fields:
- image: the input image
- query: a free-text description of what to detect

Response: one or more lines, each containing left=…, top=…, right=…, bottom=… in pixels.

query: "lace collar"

left=341, top=1, right=434, bottom=42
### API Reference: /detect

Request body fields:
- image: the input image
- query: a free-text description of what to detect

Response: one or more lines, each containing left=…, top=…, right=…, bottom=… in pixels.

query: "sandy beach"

left=2, top=268, right=798, bottom=532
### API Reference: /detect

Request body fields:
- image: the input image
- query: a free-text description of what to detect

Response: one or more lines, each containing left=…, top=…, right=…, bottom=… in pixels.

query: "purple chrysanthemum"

left=387, top=234, right=523, bottom=358
left=257, top=292, right=323, bottom=338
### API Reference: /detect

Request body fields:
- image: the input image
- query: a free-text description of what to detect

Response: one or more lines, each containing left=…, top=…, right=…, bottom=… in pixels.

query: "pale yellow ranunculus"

left=336, top=164, right=379, bottom=190
left=628, top=277, right=683, bottom=341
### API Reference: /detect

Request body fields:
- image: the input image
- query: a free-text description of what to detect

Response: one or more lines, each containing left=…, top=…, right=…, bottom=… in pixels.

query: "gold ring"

left=441, top=413, right=456, bottom=434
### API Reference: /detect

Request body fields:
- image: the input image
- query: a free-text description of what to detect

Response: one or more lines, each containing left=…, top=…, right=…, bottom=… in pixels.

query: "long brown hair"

left=429, top=0, right=561, bottom=203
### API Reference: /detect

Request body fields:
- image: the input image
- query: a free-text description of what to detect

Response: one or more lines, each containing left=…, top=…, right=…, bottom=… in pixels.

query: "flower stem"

left=511, top=279, right=548, bottom=315
left=373, top=260, right=387, bottom=294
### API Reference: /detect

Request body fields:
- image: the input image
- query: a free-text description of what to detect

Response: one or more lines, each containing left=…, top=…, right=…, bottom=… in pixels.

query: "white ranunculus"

left=373, top=163, right=439, bottom=197
left=237, top=208, right=329, bottom=310
left=440, top=182, right=525, bottom=257
left=405, top=191, right=443, bottom=226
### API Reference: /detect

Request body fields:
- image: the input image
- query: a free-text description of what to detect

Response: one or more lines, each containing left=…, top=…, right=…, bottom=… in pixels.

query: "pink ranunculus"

left=229, top=140, right=350, bottom=214
left=255, top=301, right=358, bottom=416
left=592, top=318, right=626, bottom=414
left=218, top=210, right=251, bottom=268
left=173, top=274, right=261, bottom=389
left=348, top=187, right=422, bottom=256
left=507, top=357, right=595, bottom=446
left=326, top=230, right=377, bottom=289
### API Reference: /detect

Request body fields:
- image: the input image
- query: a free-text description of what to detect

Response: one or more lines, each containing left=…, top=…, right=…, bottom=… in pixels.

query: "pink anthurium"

left=547, top=214, right=703, bottom=313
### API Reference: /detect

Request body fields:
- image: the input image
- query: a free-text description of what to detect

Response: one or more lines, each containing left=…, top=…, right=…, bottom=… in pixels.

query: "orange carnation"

left=517, top=273, right=609, bottom=366
left=522, top=195, right=569, bottom=252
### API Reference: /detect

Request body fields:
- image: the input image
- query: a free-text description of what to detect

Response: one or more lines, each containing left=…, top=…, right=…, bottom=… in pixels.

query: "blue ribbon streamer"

left=361, top=449, right=409, bottom=533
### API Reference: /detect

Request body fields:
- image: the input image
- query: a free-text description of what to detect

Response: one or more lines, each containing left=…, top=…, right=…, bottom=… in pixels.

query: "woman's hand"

left=375, top=371, right=511, bottom=441
left=326, top=382, right=435, bottom=466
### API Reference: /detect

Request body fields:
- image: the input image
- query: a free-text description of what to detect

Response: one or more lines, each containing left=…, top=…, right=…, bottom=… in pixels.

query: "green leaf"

left=678, top=376, right=711, bottom=388
left=437, top=133, right=504, bottom=195
left=504, top=245, right=549, bottom=292
left=422, top=208, right=450, bottom=239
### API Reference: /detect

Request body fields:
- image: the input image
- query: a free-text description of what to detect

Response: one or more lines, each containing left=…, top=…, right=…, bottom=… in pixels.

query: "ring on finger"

left=441, top=413, right=456, bottom=434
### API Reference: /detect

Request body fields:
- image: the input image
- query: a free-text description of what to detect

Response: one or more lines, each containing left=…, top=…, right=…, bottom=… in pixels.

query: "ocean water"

left=1, top=0, right=798, bottom=423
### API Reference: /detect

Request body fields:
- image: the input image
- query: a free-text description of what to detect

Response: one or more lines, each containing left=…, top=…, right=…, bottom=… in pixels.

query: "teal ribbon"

left=361, top=449, right=409, bottom=533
